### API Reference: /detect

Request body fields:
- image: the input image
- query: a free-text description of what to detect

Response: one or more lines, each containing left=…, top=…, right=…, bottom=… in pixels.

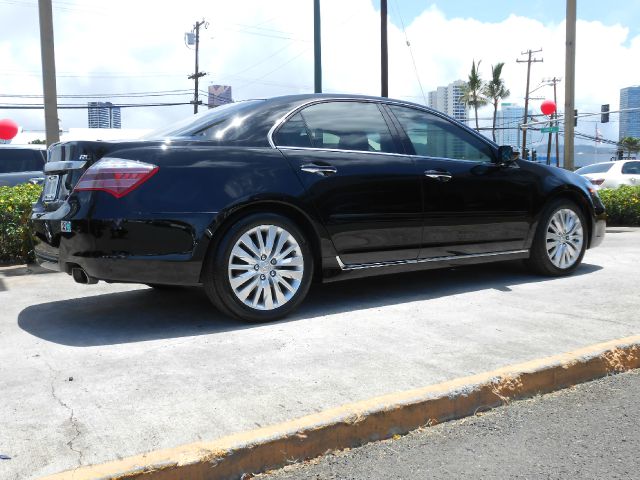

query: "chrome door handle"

left=301, top=164, right=338, bottom=176
left=425, top=170, right=452, bottom=182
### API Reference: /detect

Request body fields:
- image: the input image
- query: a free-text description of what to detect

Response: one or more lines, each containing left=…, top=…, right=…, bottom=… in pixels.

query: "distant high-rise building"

left=495, top=103, right=524, bottom=149
left=619, top=86, right=640, bottom=140
left=427, top=80, right=467, bottom=123
left=207, top=85, right=233, bottom=108
left=87, top=102, right=121, bottom=129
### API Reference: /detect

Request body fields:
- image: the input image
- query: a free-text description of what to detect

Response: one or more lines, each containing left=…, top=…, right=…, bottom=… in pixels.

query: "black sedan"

left=31, top=94, right=606, bottom=322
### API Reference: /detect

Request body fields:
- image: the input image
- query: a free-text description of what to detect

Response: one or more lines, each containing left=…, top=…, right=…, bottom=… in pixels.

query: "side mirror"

left=496, top=145, right=516, bottom=165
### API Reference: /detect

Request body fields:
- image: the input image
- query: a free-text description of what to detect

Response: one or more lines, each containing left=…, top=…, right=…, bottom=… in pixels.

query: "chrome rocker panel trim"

left=336, top=249, right=530, bottom=271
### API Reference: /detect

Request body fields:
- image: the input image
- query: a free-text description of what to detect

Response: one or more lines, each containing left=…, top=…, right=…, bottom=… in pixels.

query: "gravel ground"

left=260, top=370, right=640, bottom=480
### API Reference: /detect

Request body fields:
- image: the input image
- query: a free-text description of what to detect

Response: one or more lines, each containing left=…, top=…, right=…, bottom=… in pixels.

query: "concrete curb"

left=41, top=335, right=640, bottom=480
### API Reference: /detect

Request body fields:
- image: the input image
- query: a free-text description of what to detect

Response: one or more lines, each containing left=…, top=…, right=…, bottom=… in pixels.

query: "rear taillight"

left=74, top=158, right=158, bottom=198
left=590, top=178, right=605, bottom=186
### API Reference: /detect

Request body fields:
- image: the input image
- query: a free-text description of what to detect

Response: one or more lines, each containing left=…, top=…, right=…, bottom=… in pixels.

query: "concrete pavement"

left=260, top=370, right=640, bottom=480
left=1, top=228, right=639, bottom=479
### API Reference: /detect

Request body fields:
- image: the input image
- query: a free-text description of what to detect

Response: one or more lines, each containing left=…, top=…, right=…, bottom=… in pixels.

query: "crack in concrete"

left=43, top=361, right=84, bottom=468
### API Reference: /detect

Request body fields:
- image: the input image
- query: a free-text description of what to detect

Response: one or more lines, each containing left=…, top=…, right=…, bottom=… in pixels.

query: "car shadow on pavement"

left=18, top=261, right=602, bottom=347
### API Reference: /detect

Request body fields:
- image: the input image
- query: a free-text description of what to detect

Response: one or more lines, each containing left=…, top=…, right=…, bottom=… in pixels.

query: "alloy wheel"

left=545, top=208, right=584, bottom=269
left=227, top=224, right=304, bottom=310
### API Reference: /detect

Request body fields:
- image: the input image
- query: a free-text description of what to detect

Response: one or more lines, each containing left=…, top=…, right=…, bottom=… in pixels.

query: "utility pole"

left=544, top=77, right=562, bottom=166
left=188, top=19, right=207, bottom=114
left=314, top=0, right=322, bottom=93
left=552, top=77, right=561, bottom=167
left=380, top=0, right=388, bottom=97
left=37, top=0, right=60, bottom=146
left=564, top=0, right=577, bottom=170
left=517, top=48, right=543, bottom=159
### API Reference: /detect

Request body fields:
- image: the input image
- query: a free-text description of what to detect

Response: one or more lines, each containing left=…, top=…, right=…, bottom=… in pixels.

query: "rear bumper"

left=31, top=214, right=212, bottom=285
left=34, top=247, right=203, bottom=285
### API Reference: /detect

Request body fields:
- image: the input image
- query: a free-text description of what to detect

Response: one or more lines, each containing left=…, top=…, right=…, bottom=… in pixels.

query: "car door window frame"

left=270, top=99, right=406, bottom=156
left=381, top=103, right=499, bottom=164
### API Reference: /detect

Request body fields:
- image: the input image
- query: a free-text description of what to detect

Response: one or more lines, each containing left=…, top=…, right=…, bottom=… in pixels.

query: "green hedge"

left=598, top=185, right=640, bottom=226
left=0, top=184, right=42, bottom=263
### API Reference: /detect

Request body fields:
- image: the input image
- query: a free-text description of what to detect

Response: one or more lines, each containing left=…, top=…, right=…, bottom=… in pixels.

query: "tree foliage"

left=619, top=137, right=640, bottom=158
left=460, top=60, right=488, bottom=131
left=483, top=62, right=510, bottom=142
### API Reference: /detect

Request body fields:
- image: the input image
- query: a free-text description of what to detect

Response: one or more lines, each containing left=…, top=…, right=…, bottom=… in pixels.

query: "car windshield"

left=142, top=100, right=265, bottom=139
left=575, top=162, right=614, bottom=174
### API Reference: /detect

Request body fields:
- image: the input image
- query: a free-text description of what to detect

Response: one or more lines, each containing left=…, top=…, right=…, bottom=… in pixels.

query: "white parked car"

left=575, top=160, right=640, bottom=189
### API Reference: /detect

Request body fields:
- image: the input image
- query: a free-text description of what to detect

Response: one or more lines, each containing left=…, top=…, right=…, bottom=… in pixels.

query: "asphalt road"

left=260, top=370, right=640, bottom=480
left=1, top=228, right=639, bottom=479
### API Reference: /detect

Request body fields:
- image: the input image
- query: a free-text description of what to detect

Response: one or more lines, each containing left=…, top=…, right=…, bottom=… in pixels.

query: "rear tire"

left=525, top=199, right=587, bottom=276
left=202, top=213, right=313, bottom=322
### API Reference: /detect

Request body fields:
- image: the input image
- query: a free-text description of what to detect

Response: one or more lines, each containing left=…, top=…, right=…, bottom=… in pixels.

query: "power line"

left=0, top=102, right=193, bottom=110
left=0, top=89, right=193, bottom=99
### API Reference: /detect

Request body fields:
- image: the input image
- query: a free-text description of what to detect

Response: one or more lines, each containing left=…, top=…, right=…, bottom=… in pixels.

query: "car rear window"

left=0, top=149, right=45, bottom=173
left=575, top=162, right=614, bottom=174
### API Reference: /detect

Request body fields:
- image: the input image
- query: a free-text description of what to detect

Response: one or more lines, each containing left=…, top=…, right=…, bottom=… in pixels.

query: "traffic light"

left=574, top=109, right=578, bottom=126
left=531, top=149, right=538, bottom=162
left=601, top=104, right=610, bottom=123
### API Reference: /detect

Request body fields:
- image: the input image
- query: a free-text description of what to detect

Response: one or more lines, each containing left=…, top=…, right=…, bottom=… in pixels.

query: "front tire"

left=202, top=213, right=313, bottom=322
left=526, top=199, right=587, bottom=276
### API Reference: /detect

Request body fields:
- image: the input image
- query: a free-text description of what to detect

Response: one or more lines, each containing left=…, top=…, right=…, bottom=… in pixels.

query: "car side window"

left=622, top=161, right=640, bottom=174
left=296, top=101, right=397, bottom=153
left=273, top=113, right=313, bottom=148
left=389, top=105, right=494, bottom=162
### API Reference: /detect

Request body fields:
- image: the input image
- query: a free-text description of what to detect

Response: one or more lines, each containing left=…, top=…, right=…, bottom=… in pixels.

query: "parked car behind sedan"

left=31, top=94, right=607, bottom=322
left=0, top=144, right=46, bottom=187
left=575, top=160, right=640, bottom=189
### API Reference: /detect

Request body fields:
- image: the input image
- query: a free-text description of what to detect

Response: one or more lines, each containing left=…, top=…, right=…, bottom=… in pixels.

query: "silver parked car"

left=575, top=160, right=640, bottom=189
left=0, top=145, right=46, bottom=187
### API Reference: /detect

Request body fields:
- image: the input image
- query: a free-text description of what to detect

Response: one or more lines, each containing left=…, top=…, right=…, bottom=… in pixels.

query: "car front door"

left=273, top=100, right=423, bottom=265
left=386, top=104, right=538, bottom=259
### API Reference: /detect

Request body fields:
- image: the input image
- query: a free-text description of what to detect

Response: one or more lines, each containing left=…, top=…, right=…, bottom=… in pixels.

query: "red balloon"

left=540, top=100, right=556, bottom=116
left=0, top=118, right=19, bottom=140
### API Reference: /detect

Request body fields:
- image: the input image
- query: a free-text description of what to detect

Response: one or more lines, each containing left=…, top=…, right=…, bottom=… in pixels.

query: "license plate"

left=43, top=175, right=59, bottom=201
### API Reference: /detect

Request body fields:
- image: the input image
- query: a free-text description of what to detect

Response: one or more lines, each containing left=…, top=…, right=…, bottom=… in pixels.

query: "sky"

left=1, top=0, right=639, bottom=149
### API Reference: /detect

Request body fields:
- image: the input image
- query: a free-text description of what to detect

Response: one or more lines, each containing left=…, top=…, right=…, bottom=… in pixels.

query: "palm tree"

left=460, top=60, right=488, bottom=131
left=483, top=63, right=510, bottom=142
left=619, top=136, right=640, bottom=158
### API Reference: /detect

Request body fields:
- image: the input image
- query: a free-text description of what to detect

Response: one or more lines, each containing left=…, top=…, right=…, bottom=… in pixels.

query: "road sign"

left=541, top=126, right=559, bottom=133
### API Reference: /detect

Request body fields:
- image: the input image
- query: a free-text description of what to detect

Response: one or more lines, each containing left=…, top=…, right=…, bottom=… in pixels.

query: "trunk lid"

left=41, top=141, right=109, bottom=210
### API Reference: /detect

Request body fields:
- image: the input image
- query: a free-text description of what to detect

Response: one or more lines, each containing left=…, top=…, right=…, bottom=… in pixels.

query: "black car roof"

left=259, top=93, right=428, bottom=111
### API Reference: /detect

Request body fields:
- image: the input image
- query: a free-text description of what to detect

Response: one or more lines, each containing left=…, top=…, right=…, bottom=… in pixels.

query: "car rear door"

left=273, top=100, right=423, bottom=265
left=386, top=104, right=537, bottom=258
left=621, top=161, right=640, bottom=186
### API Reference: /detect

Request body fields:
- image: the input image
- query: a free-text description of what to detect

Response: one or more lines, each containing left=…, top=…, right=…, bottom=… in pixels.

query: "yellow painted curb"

left=41, top=335, right=640, bottom=480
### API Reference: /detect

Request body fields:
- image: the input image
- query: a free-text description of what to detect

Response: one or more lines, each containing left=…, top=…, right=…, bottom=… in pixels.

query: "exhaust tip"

left=71, top=267, right=98, bottom=285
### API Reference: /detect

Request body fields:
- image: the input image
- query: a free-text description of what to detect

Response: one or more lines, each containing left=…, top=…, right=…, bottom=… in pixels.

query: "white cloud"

left=1, top=0, right=638, bottom=145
